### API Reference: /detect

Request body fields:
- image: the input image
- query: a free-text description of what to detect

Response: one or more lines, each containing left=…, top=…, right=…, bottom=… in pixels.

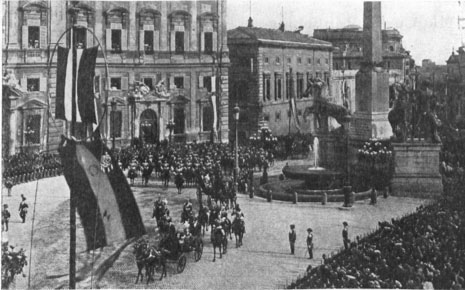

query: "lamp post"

left=167, top=120, right=175, bottom=144
left=233, top=104, right=240, bottom=189
left=111, top=98, right=117, bottom=150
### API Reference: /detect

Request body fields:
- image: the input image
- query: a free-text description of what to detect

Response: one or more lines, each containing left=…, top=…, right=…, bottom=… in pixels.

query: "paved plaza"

left=1, top=174, right=427, bottom=289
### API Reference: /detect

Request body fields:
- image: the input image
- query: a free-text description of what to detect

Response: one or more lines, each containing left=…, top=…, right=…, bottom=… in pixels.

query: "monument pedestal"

left=391, top=143, right=442, bottom=196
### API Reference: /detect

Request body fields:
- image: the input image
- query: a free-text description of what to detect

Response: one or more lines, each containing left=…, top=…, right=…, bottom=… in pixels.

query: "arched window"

left=105, top=8, right=128, bottom=53
left=21, top=3, right=48, bottom=49
left=138, top=9, right=161, bottom=54
left=198, top=12, right=218, bottom=53
left=169, top=11, right=191, bottom=54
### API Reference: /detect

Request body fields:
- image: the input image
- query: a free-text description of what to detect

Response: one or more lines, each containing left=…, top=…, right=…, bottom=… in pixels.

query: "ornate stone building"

left=228, top=20, right=333, bottom=139
left=446, top=46, right=465, bottom=125
left=2, top=0, right=229, bottom=155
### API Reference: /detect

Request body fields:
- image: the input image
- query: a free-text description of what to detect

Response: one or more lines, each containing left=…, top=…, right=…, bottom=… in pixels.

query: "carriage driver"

left=183, top=198, right=193, bottom=214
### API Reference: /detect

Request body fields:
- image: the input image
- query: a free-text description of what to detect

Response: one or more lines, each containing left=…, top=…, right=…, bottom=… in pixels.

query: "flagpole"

left=69, top=7, right=77, bottom=289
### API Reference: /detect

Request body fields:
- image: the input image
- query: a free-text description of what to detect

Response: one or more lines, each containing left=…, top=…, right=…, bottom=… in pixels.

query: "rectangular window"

left=285, top=73, right=290, bottom=100
left=274, top=74, right=282, bottom=100
left=110, top=78, right=121, bottom=90
left=307, top=58, right=312, bottom=65
left=204, top=76, right=212, bottom=92
left=287, top=57, right=291, bottom=64
left=264, top=57, right=269, bottom=64
left=317, top=58, right=321, bottom=65
left=144, top=31, right=154, bottom=53
left=110, top=111, right=122, bottom=138
left=27, top=78, right=40, bottom=92
left=297, top=57, right=302, bottom=64
left=263, top=74, right=271, bottom=101
left=324, top=72, right=330, bottom=86
left=325, top=58, right=329, bottom=64
left=204, top=32, right=213, bottom=53
left=347, top=62, right=352, bottom=70
left=202, top=106, right=213, bottom=131
left=275, top=111, right=281, bottom=121
left=111, top=29, right=122, bottom=52
left=297, top=73, right=304, bottom=99
left=275, top=57, right=280, bottom=65
left=264, top=113, right=270, bottom=122
left=74, top=27, right=87, bottom=48
left=174, top=108, right=185, bottom=134
left=175, top=31, right=184, bottom=53
left=24, top=115, right=41, bottom=145
left=143, top=78, right=153, bottom=90
left=174, top=76, right=184, bottom=89
left=28, top=26, right=40, bottom=48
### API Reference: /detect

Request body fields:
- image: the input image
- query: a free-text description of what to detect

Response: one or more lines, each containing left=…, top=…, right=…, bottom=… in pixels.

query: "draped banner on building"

left=289, top=74, right=301, bottom=131
left=59, top=137, right=146, bottom=250
left=56, top=46, right=98, bottom=124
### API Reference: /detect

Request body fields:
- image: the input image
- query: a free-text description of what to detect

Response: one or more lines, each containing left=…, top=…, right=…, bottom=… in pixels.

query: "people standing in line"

left=19, top=195, right=28, bottom=223
left=342, top=221, right=350, bottom=250
left=306, top=228, right=314, bottom=259
left=2, top=205, right=11, bottom=232
left=289, top=224, right=296, bottom=255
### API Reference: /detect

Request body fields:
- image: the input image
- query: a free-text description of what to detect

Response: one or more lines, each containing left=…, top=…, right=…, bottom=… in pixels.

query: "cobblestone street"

left=2, top=175, right=427, bottom=289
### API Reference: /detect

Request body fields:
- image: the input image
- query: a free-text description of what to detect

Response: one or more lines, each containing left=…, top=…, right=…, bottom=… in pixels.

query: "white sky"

left=227, top=0, right=463, bottom=66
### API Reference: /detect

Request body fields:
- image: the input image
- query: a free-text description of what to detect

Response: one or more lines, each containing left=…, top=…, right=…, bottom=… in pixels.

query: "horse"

left=388, top=84, right=410, bottom=142
left=211, top=226, right=227, bottom=262
left=232, top=218, right=245, bottom=247
left=221, top=215, right=233, bottom=240
left=181, top=209, right=194, bottom=224
left=197, top=206, right=210, bottom=236
left=141, top=164, right=153, bottom=186
left=133, top=239, right=150, bottom=284
left=144, top=246, right=167, bottom=283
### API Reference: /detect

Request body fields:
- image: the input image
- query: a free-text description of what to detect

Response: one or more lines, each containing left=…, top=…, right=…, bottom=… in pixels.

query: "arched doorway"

left=140, top=109, right=158, bottom=144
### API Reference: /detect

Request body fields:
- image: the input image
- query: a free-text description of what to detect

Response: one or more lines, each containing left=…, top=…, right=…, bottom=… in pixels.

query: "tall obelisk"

left=351, top=2, right=392, bottom=139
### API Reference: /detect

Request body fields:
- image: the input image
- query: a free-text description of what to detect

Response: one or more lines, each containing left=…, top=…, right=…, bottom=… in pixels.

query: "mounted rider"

left=181, top=198, right=193, bottom=223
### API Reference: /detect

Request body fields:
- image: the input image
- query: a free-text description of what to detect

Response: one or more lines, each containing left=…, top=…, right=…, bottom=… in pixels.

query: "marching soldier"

left=306, top=228, right=314, bottom=259
left=2, top=205, right=11, bottom=232
left=19, top=195, right=28, bottom=223
left=289, top=224, right=296, bottom=255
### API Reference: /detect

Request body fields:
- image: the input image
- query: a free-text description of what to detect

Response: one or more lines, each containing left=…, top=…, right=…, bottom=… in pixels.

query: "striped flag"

left=56, top=46, right=98, bottom=124
left=59, top=137, right=146, bottom=250
left=288, top=72, right=301, bottom=131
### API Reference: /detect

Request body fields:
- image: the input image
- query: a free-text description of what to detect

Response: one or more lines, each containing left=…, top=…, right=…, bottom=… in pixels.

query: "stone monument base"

left=392, top=143, right=442, bottom=196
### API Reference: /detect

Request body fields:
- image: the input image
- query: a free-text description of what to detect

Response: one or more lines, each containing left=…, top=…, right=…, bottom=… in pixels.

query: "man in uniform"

left=342, top=221, right=350, bottom=250
left=19, top=195, right=28, bottom=223
left=2, top=205, right=11, bottom=232
left=289, top=224, right=296, bottom=255
left=306, top=228, right=314, bottom=259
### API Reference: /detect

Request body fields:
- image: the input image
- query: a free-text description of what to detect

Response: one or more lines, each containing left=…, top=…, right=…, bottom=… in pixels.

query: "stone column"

left=189, top=1, right=197, bottom=52
left=351, top=1, right=392, bottom=140
left=160, top=1, right=168, bottom=51
left=9, top=97, right=19, bottom=155
left=128, top=2, right=137, bottom=51
left=94, top=2, right=104, bottom=47
left=7, top=1, right=20, bottom=49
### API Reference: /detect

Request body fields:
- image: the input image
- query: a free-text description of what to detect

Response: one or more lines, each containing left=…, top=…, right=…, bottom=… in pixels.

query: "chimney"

left=248, top=17, right=253, bottom=28
left=278, top=21, right=285, bottom=32
left=294, top=25, right=304, bottom=33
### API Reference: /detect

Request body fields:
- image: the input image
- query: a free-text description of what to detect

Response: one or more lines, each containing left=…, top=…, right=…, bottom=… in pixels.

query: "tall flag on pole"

left=56, top=46, right=98, bottom=124
left=59, top=137, right=146, bottom=250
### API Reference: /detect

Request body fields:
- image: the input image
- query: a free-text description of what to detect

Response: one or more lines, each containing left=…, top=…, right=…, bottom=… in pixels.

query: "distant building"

left=446, top=47, right=465, bottom=123
left=228, top=20, right=333, bottom=139
left=2, top=0, right=229, bottom=155
left=313, top=25, right=414, bottom=111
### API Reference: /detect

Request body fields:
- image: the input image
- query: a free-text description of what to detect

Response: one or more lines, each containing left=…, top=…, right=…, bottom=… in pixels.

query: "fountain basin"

left=282, top=165, right=344, bottom=190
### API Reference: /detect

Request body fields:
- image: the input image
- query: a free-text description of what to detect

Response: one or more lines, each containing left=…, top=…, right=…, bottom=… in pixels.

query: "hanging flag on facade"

left=59, top=137, right=146, bottom=250
left=56, top=46, right=98, bottom=124
left=210, top=92, right=218, bottom=135
left=288, top=71, right=301, bottom=131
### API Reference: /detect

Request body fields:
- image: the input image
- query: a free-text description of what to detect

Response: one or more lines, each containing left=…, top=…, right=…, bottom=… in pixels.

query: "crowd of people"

left=289, top=197, right=465, bottom=289
left=115, top=142, right=275, bottom=200
left=2, top=152, right=62, bottom=188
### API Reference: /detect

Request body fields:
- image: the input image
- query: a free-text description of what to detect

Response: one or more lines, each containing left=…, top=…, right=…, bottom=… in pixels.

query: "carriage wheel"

left=177, top=255, right=187, bottom=273
left=153, top=260, right=164, bottom=281
left=194, top=240, right=204, bottom=262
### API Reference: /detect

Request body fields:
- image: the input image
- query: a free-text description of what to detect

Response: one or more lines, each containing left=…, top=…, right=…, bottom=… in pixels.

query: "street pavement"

left=1, top=173, right=427, bottom=289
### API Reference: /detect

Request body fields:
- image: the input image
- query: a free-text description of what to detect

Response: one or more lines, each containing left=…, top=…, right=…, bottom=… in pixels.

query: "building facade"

left=313, top=25, right=414, bottom=112
left=446, top=46, right=465, bottom=124
left=228, top=21, right=333, bottom=139
left=2, top=0, right=229, bottom=155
